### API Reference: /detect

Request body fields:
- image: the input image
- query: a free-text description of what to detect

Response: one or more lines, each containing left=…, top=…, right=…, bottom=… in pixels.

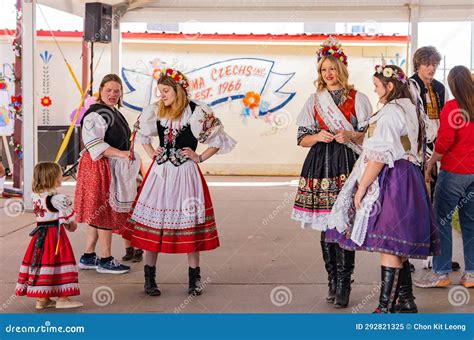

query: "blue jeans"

left=432, top=170, right=474, bottom=274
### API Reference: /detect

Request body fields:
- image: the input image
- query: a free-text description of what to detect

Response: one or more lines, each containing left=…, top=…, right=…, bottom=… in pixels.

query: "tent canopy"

left=37, top=0, right=474, bottom=23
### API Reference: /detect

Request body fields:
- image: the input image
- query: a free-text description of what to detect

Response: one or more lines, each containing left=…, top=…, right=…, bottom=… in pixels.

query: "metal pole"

left=111, top=7, right=122, bottom=75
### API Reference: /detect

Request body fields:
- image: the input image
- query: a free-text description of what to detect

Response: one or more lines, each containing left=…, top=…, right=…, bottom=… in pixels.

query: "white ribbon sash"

left=328, top=155, right=380, bottom=246
left=314, top=90, right=362, bottom=154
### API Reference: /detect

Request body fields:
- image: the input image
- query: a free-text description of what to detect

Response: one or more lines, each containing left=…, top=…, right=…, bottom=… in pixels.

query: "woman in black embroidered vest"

left=74, top=74, right=139, bottom=274
left=122, top=68, right=236, bottom=296
left=291, top=37, right=373, bottom=308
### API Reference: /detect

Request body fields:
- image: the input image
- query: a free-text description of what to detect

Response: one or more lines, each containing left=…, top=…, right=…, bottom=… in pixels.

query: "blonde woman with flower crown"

left=122, top=68, right=236, bottom=296
left=291, top=37, right=372, bottom=308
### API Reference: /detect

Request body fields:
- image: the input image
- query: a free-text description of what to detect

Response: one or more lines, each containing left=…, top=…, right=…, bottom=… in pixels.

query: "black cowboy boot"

left=321, top=240, right=338, bottom=303
left=144, top=265, right=161, bottom=296
left=394, top=260, right=418, bottom=313
left=122, top=247, right=134, bottom=261
left=132, top=248, right=144, bottom=262
left=334, top=248, right=355, bottom=308
left=373, top=266, right=401, bottom=313
left=188, top=267, right=203, bottom=296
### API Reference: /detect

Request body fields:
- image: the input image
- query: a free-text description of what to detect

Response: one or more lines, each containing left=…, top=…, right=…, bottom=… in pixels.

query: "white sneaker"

left=460, top=272, right=474, bottom=288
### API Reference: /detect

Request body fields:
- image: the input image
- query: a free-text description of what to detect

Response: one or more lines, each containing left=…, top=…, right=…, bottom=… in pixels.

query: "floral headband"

left=153, top=67, right=189, bottom=89
left=374, top=65, right=408, bottom=84
left=317, top=36, right=348, bottom=66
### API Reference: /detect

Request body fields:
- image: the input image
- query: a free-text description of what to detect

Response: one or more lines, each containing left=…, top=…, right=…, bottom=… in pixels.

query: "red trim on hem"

left=15, top=288, right=80, bottom=298
left=121, top=162, right=220, bottom=254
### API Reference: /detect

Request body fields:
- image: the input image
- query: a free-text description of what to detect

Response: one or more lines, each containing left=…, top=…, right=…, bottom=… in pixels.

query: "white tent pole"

left=22, top=0, right=37, bottom=211
left=111, top=8, right=123, bottom=76
left=408, top=2, right=420, bottom=74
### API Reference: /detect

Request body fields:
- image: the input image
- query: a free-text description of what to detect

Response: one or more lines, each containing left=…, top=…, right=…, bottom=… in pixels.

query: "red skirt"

left=121, top=164, right=220, bottom=254
left=74, top=151, right=129, bottom=231
left=16, top=225, right=80, bottom=298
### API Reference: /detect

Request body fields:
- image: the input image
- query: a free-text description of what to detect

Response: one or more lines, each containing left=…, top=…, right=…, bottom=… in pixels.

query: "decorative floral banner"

left=121, top=58, right=295, bottom=114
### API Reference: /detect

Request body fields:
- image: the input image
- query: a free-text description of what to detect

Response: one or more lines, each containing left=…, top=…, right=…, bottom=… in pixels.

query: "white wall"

left=1, top=36, right=406, bottom=175
left=120, top=42, right=405, bottom=175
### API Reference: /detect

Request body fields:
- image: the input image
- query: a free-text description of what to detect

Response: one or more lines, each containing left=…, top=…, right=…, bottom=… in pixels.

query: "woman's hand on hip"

left=153, top=146, right=164, bottom=158
left=181, top=147, right=199, bottom=163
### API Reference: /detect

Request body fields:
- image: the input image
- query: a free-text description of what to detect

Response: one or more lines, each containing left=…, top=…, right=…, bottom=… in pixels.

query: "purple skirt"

left=328, top=159, right=440, bottom=259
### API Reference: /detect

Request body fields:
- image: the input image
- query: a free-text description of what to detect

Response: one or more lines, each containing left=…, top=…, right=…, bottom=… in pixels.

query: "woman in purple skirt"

left=329, top=65, right=440, bottom=313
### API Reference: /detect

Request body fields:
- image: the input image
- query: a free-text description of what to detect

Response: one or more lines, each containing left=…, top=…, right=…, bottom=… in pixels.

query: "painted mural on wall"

left=40, top=50, right=53, bottom=125
left=121, top=57, right=295, bottom=128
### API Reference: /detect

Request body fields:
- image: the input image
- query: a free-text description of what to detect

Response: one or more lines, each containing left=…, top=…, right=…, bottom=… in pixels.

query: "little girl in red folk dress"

left=15, top=162, right=83, bottom=309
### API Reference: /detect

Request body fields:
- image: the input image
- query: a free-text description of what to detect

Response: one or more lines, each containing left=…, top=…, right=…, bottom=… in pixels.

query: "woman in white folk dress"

left=122, top=68, right=236, bottom=296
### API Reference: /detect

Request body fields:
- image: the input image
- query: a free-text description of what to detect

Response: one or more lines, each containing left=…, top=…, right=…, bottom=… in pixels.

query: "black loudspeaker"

left=84, top=2, right=112, bottom=43
left=37, top=126, right=82, bottom=168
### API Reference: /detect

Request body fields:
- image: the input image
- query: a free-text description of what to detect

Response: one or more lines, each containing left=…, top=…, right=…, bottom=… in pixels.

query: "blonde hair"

left=32, top=162, right=62, bottom=193
left=315, top=55, right=354, bottom=98
left=156, top=74, right=189, bottom=120
left=97, top=74, right=123, bottom=108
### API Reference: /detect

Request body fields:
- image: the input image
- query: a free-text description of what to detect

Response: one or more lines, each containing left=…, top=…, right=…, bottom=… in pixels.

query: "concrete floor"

left=0, top=176, right=471, bottom=314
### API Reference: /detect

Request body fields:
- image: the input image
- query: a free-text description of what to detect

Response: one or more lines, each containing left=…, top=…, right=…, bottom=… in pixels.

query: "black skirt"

left=292, top=141, right=358, bottom=229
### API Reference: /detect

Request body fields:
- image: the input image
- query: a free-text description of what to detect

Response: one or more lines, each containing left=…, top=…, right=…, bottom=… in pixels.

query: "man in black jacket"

left=410, top=45, right=445, bottom=161
left=395, top=46, right=459, bottom=314
left=410, top=48, right=460, bottom=275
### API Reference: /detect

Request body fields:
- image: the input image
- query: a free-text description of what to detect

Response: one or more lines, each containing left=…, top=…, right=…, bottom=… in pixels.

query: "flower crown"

left=374, top=65, right=408, bottom=84
left=317, top=36, right=348, bottom=66
left=153, top=67, right=189, bottom=89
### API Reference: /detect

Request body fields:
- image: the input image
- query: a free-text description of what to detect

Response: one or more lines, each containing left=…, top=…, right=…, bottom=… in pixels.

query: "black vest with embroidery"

left=81, top=103, right=131, bottom=151
left=156, top=101, right=198, bottom=167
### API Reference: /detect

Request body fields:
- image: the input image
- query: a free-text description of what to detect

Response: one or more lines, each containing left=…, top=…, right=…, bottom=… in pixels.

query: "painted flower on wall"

left=40, top=96, right=52, bottom=107
left=243, top=91, right=260, bottom=109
